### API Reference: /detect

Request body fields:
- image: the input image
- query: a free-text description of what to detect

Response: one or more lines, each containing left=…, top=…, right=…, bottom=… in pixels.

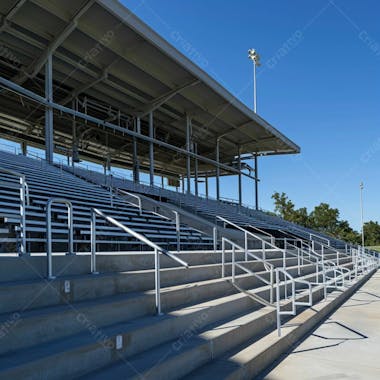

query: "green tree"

left=363, top=221, right=380, bottom=246
left=310, top=203, right=339, bottom=234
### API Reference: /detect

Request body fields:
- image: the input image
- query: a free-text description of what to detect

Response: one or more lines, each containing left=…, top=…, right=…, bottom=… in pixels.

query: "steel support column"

left=186, top=115, right=191, bottom=194
left=45, top=54, right=53, bottom=163
left=205, top=175, right=209, bottom=199
left=133, top=117, right=140, bottom=183
left=149, top=112, right=154, bottom=187
left=238, top=146, right=242, bottom=206
left=194, top=143, right=198, bottom=196
left=21, top=141, right=27, bottom=156
left=216, top=138, right=220, bottom=201
left=254, top=154, right=259, bottom=210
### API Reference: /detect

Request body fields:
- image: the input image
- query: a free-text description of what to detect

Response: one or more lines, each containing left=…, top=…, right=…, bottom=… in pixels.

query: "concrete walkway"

left=264, top=270, right=380, bottom=380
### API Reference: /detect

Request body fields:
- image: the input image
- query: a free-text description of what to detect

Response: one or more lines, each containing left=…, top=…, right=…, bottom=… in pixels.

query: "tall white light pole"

left=248, top=48, right=261, bottom=112
left=360, top=182, right=365, bottom=247
left=248, top=49, right=261, bottom=209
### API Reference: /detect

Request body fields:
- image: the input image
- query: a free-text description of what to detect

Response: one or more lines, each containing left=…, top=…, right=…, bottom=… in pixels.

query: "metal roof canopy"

left=0, top=0, right=300, bottom=178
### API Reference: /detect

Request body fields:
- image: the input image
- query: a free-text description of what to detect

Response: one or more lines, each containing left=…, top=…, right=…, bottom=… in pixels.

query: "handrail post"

left=213, top=226, right=217, bottom=253
left=221, top=238, right=225, bottom=278
left=232, top=244, right=236, bottom=283
left=154, top=248, right=162, bottom=315
left=19, top=175, right=27, bottom=256
left=270, top=267, right=274, bottom=304
left=276, top=269, right=281, bottom=336
left=245, top=231, right=248, bottom=261
left=45, top=198, right=74, bottom=279
left=173, top=211, right=180, bottom=252
left=90, top=210, right=99, bottom=274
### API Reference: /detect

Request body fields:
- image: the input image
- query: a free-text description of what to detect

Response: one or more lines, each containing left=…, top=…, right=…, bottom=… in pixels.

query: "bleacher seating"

left=0, top=151, right=213, bottom=253
left=67, top=165, right=347, bottom=249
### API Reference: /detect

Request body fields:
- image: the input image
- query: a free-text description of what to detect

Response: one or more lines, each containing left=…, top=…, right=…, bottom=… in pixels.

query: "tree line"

left=271, top=192, right=380, bottom=246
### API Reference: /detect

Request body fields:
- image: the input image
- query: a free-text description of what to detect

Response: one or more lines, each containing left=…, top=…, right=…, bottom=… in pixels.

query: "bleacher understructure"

left=0, top=1, right=378, bottom=379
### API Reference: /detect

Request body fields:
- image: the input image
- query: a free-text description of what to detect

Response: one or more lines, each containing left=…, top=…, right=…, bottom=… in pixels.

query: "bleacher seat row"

left=67, top=164, right=348, bottom=249
left=0, top=151, right=213, bottom=254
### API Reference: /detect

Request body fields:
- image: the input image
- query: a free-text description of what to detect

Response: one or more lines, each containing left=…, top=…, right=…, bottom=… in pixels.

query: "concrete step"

left=182, top=268, right=376, bottom=379
left=77, top=274, right=328, bottom=380
left=0, top=267, right=320, bottom=380
left=0, top=254, right=321, bottom=314
left=0, top=263, right=317, bottom=355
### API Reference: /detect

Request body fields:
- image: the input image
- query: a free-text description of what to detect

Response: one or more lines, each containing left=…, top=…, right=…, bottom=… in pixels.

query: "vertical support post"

left=21, top=141, right=27, bottom=156
left=213, top=226, right=217, bottom=253
left=46, top=203, right=54, bottom=279
left=216, top=138, right=220, bottom=201
left=244, top=231, right=248, bottom=261
left=133, top=117, right=140, bottom=183
left=254, top=154, right=259, bottom=210
left=154, top=248, right=162, bottom=315
left=238, top=146, right=242, bottom=206
left=186, top=114, right=191, bottom=194
left=173, top=211, right=180, bottom=252
left=19, top=176, right=27, bottom=256
left=149, top=112, right=154, bottom=187
left=221, top=238, right=225, bottom=278
left=45, top=54, right=54, bottom=164
left=194, top=143, right=198, bottom=196
left=205, top=174, right=209, bottom=199
left=90, top=210, right=98, bottom=274
left=232, top=244, right=236, bottom=283
left=276, top=269, right=281, bottom=336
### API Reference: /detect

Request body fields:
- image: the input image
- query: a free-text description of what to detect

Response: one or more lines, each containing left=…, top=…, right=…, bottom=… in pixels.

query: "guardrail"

left=46, top=198, right=74, bottom=279
left=90, top=208, right=188, bottom=314
left=221, top=236, right=275, bottom=304
left=216, top=215, right=287, bottom=267
left=0, top=167, right=29, bottom=256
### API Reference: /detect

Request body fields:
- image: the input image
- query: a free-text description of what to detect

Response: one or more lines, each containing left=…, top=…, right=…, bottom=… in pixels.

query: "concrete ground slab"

left=264, top=270, right=380, bottom=380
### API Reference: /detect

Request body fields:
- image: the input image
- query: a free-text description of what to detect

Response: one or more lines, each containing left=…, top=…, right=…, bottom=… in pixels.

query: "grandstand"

left=0, top=1, right=378, bottom=379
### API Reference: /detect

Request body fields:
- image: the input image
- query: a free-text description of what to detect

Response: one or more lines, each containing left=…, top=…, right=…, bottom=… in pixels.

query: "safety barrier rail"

left=221, top=237, right=274, bottom=304
left=90, top=208, right=188, bottom=314
left=46, top=198, right=74, bottom=279
left=0, top=167, right=30, bottom=256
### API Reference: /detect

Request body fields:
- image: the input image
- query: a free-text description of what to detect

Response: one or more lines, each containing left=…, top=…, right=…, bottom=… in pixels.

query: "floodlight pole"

left=360, top=182, right=365, bottom=247
left=248, top=48, right=260, bottom=210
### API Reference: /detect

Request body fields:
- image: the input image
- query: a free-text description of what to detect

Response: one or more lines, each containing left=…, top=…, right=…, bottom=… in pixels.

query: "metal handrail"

left=46, top=198, right=74, bottom=279
left=0, top=167, right=29, bottom=255
left=247, top=224, right=275, bottom=245
left=90, top=208, right=188, bottom=314
left=115, top=188, right=142, bottom=214
left=221, top=237, right=274, bottom=305
left=275, top=267, right=314, bottom=337
left=216, top=215, right=287, bottom=267
left=310, top=233, right=330, bottom=246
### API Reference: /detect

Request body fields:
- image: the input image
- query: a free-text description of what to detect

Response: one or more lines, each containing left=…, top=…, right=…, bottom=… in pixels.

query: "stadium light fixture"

left=248, top=48, right=260, bottom=113
left=360, top=182, right=365, bottom=247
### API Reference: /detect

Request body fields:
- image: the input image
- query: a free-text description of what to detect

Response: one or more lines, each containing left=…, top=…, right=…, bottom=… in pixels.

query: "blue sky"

left=121, top=0, right=380, bottom=230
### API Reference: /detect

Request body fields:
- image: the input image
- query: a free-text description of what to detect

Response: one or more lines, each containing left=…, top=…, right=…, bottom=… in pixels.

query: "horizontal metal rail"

left=91, top=208, right=188, bottom=314
left=115, top=188, right=142, bottom=214
left=221, top=237, right=274, bottom=305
